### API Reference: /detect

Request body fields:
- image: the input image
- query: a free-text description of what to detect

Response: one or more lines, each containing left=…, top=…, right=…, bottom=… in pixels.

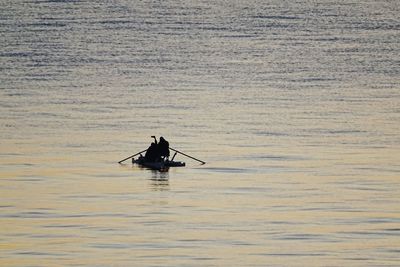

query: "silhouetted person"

left=144, top=142, right=160, bottom=162
left=158, top=136, right=170, bottom=160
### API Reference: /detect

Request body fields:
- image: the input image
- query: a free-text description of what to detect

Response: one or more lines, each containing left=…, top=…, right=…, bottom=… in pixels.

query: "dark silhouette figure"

left=144, top=136, right=170, bottom=162
left=158, top=136, right=170, bottom=160
left=144, top=142, right=160, bottom=162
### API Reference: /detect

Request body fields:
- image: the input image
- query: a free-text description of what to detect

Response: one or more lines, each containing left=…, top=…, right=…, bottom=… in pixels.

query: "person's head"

left=160, top=136, right=165, bottom=142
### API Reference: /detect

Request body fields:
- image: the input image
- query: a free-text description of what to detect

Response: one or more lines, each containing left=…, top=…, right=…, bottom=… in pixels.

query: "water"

left=1, top=1, right=400, bottom=266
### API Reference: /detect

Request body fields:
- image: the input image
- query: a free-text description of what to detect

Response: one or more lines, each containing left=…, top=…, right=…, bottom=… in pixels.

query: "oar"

left=118, top=149, right=147, bottom=164
left=170, top=148, right=205, bottom=165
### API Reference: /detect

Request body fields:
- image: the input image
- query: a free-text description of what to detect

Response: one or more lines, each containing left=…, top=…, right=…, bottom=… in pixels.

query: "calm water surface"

left=1, top=1, right=400, bottom=266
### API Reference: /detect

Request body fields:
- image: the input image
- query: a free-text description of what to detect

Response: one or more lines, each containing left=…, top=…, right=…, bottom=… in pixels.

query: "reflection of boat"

left=132, top=156, right=185, bottom=171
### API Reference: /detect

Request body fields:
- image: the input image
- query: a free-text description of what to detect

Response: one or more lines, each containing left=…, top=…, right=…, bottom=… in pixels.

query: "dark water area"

left=1, top=1, right=400, bottom=266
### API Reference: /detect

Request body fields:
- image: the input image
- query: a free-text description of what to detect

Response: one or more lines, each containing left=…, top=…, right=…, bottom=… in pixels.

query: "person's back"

left=144, top=143, right=159, bottom=162
left=158, top=136, right=170, bottom=159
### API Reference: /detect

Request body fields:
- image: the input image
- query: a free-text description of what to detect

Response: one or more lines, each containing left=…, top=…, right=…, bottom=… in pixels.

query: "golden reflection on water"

left=2, top=133, right=400, bottom=267
left=1, top=1, right=400, bottom=265
left=1, top=155, right=400, bottom=266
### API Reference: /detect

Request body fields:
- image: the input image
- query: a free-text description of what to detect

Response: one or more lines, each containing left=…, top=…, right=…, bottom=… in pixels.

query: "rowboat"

left=132, top=156, right=185, bottom=171
left=118, top=141, right=204, bottom=169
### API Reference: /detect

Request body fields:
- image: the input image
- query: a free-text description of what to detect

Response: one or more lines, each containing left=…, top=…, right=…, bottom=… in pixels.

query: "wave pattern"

left=1, top=1, right=399, bottom=266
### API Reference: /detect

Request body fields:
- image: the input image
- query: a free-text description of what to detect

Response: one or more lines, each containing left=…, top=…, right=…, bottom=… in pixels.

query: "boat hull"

left=132, top=157, right=185, bottom=170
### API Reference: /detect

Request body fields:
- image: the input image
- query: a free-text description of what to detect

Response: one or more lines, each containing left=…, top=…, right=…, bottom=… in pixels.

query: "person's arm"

left=151, top=136, right=157, bottom=144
